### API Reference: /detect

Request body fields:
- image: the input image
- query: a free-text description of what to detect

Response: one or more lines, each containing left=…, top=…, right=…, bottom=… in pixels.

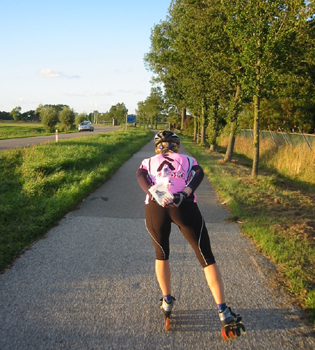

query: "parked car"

left=78, top=121, right=94, bottom=132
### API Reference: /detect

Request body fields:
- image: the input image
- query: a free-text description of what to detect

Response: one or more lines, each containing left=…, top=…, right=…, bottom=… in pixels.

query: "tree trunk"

left=193, top=116, right=197, bottom=141
left=200, top=105, right=206, bottom=146
left=224, top=85, right=241, bottom=162
left=252, top=94, right=260, bottom=177
left=224, top=123, right=236, bottom=158
left=252, top=60, right=261, bottom=177
left=181, top=108, right=186, bottom=130
left=209, top=99, right=219, bottom=151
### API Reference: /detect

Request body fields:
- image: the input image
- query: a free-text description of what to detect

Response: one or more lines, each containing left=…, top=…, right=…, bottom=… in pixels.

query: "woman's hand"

left=161, top=196, right=174, bottom=207
left=161, top=187, right=193, bottom=207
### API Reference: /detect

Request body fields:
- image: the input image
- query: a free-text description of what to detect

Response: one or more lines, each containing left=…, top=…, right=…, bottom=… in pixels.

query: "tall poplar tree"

left=221, top=0, right=312, bottom=176
left=144, top=18, right=187, bottom=127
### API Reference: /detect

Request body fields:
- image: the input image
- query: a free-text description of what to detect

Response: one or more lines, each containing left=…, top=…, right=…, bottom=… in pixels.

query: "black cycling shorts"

left=145, top=200, right=216, bottom=268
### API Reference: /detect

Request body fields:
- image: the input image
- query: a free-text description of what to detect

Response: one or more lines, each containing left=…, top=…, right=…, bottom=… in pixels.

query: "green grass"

left=0, top=122, right=77, bottom=139
left=181, top=135, right=315, bottom=327
left=0, top=129, right=153, bottom=272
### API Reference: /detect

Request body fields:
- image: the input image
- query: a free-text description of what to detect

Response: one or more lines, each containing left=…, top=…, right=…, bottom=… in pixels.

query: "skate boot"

left=219, top=307, right=246, bottom=342
left=159, top=296, right=175, bottom=331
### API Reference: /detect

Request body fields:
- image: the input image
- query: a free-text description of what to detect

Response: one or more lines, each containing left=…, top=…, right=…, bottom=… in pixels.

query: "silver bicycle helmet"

left=154, top=130, right=180, bottom=154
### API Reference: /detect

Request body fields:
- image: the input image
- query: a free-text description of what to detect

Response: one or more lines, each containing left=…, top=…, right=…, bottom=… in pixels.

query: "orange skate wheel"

left=165, top=317, right=170, bottom=331
left=228, top=329, right=235, bottom=339
left=221, top=327, right=229, bottom=342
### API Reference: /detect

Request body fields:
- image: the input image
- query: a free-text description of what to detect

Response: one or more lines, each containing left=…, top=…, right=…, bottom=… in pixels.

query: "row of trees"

left=0, top=104, right=83, bottom=131
left=144, top=0, right=315, bottom=176
left=36, top=102, right=128, bottom=131
left=35, top=105, right=86, bottom=132
left=135, top=86, right=186, bottom=129
left=136, top=87, right=167, bottom=128
left=0, top=102, right=129, bottom=132
left=0, top=107, right=36, bottom=122
left=98, top=103, right=128, bottom=124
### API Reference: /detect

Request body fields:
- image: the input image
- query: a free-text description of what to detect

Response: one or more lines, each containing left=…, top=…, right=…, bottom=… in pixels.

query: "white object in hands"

left=149, top=183, right=174, bottom=205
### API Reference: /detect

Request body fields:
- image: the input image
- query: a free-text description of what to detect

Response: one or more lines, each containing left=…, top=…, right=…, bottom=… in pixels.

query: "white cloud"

left=66, top=74, right=80, bottom=79
left=65, top=91, right=113, bottom=97
left=12, top=97, right=36, bottom=105
left=38, top=69, right=62, bottom=78
left=90, top=91, right=113, bottom=96
left=118, top=89, right=147, bottom=95
left=65, top=92, right=86, bottom=97
left=37, top=68, right=80, bottom=79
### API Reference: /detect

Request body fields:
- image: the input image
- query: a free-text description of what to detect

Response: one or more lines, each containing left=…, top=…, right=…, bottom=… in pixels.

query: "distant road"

left=0, top=126, right=120, bottom=151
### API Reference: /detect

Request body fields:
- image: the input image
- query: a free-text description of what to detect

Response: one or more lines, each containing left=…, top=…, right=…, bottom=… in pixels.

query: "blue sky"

left=0, top=0, right=171, bottom=114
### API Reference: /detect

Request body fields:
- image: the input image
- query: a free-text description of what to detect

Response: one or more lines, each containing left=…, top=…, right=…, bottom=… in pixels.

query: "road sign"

left=127, top=115, right=136, bottom=123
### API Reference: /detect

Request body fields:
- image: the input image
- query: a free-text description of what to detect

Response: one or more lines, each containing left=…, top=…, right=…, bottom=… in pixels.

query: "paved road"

left=0, top=140, right=314, bottom=349
left=0, top=126, right=120, bottom=150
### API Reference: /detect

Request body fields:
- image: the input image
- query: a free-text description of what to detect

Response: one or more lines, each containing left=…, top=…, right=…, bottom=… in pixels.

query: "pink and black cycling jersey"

left=138, top=153, right=199, bottom=204
left=137, top=151, right=215, bottom=267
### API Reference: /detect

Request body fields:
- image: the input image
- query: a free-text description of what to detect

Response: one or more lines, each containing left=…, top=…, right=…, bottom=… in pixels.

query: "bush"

left=75, top=113, right=87, bottom=126
left=40, top=107, right=59, bottom=132
left=59, top=106, right=75, bottom=131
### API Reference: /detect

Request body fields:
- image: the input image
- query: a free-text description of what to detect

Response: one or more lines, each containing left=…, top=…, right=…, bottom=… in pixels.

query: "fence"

left=238, top=129, right=314, bottom=150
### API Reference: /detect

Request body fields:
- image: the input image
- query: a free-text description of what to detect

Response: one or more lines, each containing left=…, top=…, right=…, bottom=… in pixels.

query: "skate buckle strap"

left=159, top=296, right=175, bottom=312
left=219, top=307, right=242, bottom=325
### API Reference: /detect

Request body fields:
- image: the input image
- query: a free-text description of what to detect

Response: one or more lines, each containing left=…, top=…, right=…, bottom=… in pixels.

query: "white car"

left=78, top=121, right=94, bottom=132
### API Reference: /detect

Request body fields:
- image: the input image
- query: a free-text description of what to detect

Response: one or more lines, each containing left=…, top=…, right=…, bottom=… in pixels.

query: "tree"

left=221, top=0, right=312, bottom=176
left=263, top=14, right=315, bottom=133
left=145, top=14, right=191, bottom=132
left=145, top=0, right=232, bottom=148
left=10, top=107, right=22, bottom=121
left=135, top=101, right=149, bottom=128
left=145, top=0, right=314, bottom=162
left=107, top=103, right=128, bottom=124
left=59, top=106, right=75, bottom=131
left=145, top=87, right=165, bottom=128
left=21, top=110, right=36, bottom=121
left=75, top=113, right=87, bottom=126
left=136, top=87, right=165, bottom=128
left=223, top=85, right=242, bottom=161
left=174, top=0, right=236, bottom=147
left=40, top=107, right=58, bottom=132
left=0, top=111, right=13, bottom=120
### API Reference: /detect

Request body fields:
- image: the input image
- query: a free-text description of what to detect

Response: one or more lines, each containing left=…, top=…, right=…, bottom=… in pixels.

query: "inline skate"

left=219, top=307, right=246, bottom=341
left=159, top=296, right=175, bottom=331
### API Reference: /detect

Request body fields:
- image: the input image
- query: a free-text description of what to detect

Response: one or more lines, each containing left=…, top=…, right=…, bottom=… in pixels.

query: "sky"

left=0, top=0, right=171, bottom=115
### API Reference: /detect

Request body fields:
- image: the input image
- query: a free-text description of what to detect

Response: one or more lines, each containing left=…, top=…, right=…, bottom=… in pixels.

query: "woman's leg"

left=204, top=263, right=225, bottom=305
left=145, top=202, right=172, bottom=296
left=155, top=259, right=171, bottom=296
left=170, top=202, right=226, bottom=304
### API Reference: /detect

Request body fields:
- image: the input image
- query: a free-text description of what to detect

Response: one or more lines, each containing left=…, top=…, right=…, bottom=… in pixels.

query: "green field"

left=0, top=122, right=76, bottom=140
left=0, top=129, right=153, bottom=272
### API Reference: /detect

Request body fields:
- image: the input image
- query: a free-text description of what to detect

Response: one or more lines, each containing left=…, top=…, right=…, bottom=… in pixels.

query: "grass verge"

left=181, top=135, right=315, bottom=327
left=220, top=135, right=315, bottom=185
left=0, top=122, right=77, bottom=140
left=0, top=129, right=153, bottom=272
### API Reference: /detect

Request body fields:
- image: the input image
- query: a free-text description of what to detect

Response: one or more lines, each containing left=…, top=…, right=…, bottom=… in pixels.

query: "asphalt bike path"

left=0, top=140, right=314, bottom=349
